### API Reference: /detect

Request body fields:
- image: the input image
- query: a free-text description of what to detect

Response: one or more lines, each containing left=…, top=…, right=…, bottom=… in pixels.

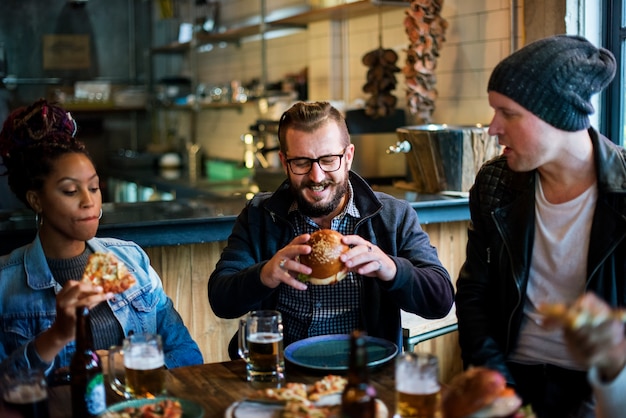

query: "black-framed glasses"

left=285, top=148, right=346, bottom=175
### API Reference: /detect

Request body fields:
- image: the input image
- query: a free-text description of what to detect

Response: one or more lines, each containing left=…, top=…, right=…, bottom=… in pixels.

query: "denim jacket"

left=0, top=236, right=203, bottom=375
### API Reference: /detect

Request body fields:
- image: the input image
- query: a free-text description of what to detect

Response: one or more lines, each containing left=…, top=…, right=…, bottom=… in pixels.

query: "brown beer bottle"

left=341, top=330, right=377, bottom=418
left=70, top=306, right=107, bottom=418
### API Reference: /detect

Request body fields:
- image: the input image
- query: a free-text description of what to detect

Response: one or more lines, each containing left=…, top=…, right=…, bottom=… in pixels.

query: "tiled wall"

left=188, top=0, right=520, bottom=163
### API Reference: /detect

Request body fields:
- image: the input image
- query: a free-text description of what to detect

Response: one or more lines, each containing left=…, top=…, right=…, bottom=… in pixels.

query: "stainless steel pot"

left=350, top=132, right=407, bottom=180
left=393, top=124, right=501, bottom=193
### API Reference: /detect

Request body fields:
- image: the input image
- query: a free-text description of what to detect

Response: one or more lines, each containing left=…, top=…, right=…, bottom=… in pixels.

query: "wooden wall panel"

left=422, top=221, right=468, bottom=288
left=412, top=221, right=467, bottom=384
left=146, top=220, right=470, bottom=367
left=413, top=332, right=463, bottom=384
left=191, top=243, right=239, bottom=362
left=146, top=242, right=237, bottom=363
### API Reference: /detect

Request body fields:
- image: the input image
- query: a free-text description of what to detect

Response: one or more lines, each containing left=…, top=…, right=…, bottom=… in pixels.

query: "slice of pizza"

left=81, top=252, right=136, bottom=294
left=254, top=382, right=310, bottom=404
left=307, top=375, right=347, bottom=401
left=538, top=299, right=626, bottom=330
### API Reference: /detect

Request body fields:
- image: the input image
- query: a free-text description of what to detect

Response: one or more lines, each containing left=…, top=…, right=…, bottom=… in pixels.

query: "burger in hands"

left=442, top=367, right=532, bottom=418
left=298, top=229, right=349, bottom=285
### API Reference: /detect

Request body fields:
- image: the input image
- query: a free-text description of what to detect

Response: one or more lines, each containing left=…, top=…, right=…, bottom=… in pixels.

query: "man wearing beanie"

left=455, top=34, right=626, bottom=418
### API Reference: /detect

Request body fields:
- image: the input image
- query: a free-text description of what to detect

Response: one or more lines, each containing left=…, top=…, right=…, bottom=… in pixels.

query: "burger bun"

left=442, top=367, right=522, bottom=418
left=299, top=229, right=349, bottom=285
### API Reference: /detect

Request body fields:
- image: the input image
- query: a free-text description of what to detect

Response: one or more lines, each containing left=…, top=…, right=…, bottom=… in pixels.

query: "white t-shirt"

left=509, top=175, right=597, bottom=369
left=508, top=173, right=626, bottom=417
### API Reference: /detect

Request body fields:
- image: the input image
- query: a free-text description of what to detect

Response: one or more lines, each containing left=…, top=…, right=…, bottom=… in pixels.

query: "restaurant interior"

left=0, top=0, right=622, bottom=416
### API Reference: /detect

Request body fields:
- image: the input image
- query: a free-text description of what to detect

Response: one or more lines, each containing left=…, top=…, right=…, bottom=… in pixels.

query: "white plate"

left=224, top=397, right=388, bottom=418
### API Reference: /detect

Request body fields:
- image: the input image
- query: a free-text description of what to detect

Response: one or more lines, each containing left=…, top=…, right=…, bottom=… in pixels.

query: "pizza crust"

left=538, top=300, right=626, bottom=330
left=81, top=252, right=136, bottom=294
left=308, top=375, right=348, bottom=401
left=255, top=375, right=347, bottom=404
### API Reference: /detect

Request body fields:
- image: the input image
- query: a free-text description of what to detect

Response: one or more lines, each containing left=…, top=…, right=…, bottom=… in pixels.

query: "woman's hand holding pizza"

left=34, top=280, right=113, bottom=363
left=54, top=281, right=114, bottom=340
left=34, top=252, right=132, bottom=363
left=53, top=252, right=134, bottom=343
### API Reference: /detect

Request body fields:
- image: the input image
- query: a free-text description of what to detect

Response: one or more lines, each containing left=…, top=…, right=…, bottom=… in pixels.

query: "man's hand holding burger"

left=260, top=234, right=312, bottom=291
left=339, top=233, right=396, bottom=282
left=261, top=230, right=397, bottom=291
left=298, top=230, right=396, bottom=284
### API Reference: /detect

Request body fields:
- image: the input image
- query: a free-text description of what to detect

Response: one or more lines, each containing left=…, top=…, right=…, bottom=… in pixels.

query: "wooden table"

left=40, top=359, right=397, bottom=417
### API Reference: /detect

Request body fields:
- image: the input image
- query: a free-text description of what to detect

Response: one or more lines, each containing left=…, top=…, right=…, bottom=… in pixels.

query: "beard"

left=293, top=178, right=349, bottom=219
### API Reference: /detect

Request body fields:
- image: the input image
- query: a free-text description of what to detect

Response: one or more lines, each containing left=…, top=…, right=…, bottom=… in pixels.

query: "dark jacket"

left=455, top=129, right=626, bottom=384
left=208, top=172, right=454, bottom=353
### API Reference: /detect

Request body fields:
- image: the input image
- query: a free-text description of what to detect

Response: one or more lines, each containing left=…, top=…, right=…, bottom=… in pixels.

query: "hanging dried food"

left=361, top=47, right=401, bottom=118
left=403, top=0, right=448, bottom=123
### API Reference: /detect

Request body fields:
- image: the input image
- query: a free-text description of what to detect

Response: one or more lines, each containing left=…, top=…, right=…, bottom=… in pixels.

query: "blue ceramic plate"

left=284, top=334, right=398, bottom=371
left=102, top=396, right=204, bottom=417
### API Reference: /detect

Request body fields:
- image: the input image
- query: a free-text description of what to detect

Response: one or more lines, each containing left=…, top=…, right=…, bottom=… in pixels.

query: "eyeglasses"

left=285, top=148, right=346, bottom=175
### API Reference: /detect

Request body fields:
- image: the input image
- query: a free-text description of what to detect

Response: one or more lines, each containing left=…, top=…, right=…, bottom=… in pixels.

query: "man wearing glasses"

left=208, top=101, right=454, bottom=357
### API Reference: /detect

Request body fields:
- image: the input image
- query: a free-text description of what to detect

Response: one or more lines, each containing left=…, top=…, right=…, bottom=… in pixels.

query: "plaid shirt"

left=277, top=182, right=363, bottom=345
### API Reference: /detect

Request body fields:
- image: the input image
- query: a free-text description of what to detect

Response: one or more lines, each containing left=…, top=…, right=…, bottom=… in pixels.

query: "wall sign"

left=42, top=34, right=91, bottom=70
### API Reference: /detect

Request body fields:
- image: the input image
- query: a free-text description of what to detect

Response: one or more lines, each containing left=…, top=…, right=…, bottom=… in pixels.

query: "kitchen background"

left=0, top=0, right=601, bottom=204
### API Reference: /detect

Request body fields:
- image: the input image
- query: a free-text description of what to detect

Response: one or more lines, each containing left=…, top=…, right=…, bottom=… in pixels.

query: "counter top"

left=104, top=166, right=260, bottom=200
left=0, top=192, right=467, bottom=256
left=0, top=181, right=468, bottom=255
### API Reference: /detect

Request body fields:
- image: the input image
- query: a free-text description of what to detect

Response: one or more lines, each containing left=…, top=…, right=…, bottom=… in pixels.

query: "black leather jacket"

left=455, top=129, right=626, bottom=384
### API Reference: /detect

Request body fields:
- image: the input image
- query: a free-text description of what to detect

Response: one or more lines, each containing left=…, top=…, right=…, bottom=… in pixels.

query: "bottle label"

left=85, top=373, right=106, bottom=415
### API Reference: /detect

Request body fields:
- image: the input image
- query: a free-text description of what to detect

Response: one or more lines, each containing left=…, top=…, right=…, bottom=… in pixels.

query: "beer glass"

left=238, top=310, right=285, bottom=387
left=109, top=333, right=166, bottom=399
left=395, top=352, right=441, bottom=418
left=1, top=368, right=49, bottom=418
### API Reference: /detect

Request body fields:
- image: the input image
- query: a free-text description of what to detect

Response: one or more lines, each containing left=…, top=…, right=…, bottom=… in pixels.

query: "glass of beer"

left=395, top=352, right=441, bottom=418
left=238, top=310, right=285, bottom=387
left=1, top=368, right=49, bottom=418
left=108, top=333, right=166, bottom=399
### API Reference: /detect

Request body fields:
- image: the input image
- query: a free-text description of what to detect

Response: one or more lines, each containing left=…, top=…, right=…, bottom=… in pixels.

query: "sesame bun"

left=299, top=229, right=349, bottom=285
left=442, top=367, right=522, bottom=418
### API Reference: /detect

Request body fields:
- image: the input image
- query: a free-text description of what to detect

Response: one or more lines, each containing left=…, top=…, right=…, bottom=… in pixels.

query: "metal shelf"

left=150, top=0, right=403, bottom=52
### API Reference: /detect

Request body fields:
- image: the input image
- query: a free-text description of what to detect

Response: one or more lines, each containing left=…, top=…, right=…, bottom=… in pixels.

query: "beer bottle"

left=70, top=306, right=107, bottom=418
left=341, top=330, right=377, bottom=418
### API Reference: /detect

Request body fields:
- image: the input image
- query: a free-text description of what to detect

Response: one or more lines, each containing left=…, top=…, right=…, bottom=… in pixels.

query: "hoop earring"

left=98, top=208, right=103, bottom=220
left=35, top=212, right=43, bottom=228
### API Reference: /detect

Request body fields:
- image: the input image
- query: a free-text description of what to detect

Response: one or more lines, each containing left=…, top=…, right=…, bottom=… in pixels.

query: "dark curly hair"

left=0, top=98, right=91, bottom=209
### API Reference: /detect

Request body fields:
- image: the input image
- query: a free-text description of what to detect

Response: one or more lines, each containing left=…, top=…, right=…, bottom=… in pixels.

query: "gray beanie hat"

left=488, top=34, right=616, bottom=131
